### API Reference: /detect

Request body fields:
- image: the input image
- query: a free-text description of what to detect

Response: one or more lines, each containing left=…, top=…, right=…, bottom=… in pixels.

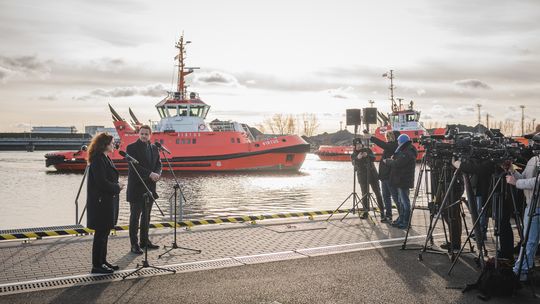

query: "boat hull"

left=46, top=145, right=309, bottom=173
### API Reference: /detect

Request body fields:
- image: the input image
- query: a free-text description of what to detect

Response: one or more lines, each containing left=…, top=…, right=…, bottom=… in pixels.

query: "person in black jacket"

left=370, top=130, right=400, bottom=222
left=86, top=132, right=124, bottom=274
left=351, top=139, right=385, bottom=219
left=126, top=125, right=162, bottom=254
left=385, top=134, right=417, bottom=229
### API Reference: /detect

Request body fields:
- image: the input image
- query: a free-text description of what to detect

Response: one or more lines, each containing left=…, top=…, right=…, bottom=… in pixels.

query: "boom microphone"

left=155, top=142, right=171, bottom=154
left=119, top=150, right=139, bottom=164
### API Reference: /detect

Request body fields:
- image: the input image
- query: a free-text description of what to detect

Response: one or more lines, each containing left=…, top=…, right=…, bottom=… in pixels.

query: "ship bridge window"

left=406, top=114, right=417, bottom=122
left=188, top=106, right=210, bottom=118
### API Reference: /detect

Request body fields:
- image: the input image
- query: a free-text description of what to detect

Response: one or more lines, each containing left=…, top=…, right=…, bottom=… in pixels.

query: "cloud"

left=327, top=86, right=356, bottom=99
left=38, top=94, right=58, bottom=101
left=88, top=57, right=126, bottom=72
left=194, top=71, right=241, bottom=87
left=76, top=83, right=167, bottom=100
left=0, top=55, right=51, bottom=82
left=457, top=105, right=476, bottom=115
left=454, top=79, right=491, bottom=89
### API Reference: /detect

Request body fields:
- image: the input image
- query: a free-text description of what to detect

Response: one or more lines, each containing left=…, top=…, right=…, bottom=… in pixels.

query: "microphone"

left=119, top=151, right=139, bottom=164
left=155, top=142, right=171, bottom=154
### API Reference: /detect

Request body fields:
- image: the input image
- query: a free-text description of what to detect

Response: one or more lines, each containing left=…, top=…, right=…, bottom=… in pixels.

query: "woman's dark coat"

left=387, top=141, right=417, bottom=189
left=86, top=153, right=120, bottom=230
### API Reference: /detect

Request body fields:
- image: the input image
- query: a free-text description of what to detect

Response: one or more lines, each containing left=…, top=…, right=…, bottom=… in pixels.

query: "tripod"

left=402, top=155, right=448, bottom=251
left=327, top=126, right=377, bottom=222
left=122, top=160, right=175, bottom=280
left=157, top=148, right=201, bottom=258
left=418, top=160, right=475, bottom=261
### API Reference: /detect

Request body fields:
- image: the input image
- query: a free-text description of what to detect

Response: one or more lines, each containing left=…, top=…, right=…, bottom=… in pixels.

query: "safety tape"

left=0, top=209, right=350, bottom=241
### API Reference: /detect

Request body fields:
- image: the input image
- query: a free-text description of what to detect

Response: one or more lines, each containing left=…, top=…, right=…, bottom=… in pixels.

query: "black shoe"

left=91, top=265, right=114, bottom=274
left=381, top=216, right=392, bottom=223
left=360, top=212, right=368, bottom=219
left=131, top=245, right=143, bottom=255
left=104, top=261, right=119, bottom=271
left=141, top=243, right=159, bottom=250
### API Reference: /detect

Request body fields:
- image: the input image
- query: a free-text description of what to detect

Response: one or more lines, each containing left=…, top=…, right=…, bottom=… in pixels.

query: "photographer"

left=370, top=130, right=401, bottom=223
left=351, top=139, right=385, bottom=219
left=385, top=134, right=417, bottom=229
left=506, top=133, right=540, bottom=281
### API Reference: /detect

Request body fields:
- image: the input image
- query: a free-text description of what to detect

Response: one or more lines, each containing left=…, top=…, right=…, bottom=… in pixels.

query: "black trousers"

left=357, top=172, right=384, bottom=214
left=493, top=191, right=515, bottom=260
left=92, top=229, right=110, bottom=268
left=442, top=201, right=463, bottom=250
left=129, top=199, right=152, bottom=247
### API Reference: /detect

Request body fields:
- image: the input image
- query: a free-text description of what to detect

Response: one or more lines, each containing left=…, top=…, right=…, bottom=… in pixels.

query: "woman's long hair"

left=87, top=132, right=113, bottom=164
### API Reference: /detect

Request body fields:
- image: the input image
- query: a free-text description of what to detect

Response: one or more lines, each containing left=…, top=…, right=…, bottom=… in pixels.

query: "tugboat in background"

left=315, top=70, right=429, bottom=161
left=46, top=35, right=310, bottom=172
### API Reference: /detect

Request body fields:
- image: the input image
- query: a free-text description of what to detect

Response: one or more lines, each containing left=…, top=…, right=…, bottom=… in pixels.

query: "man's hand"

left=149, top=172, right=160, bottom=182
left=505, top=175, right=517, bottom=185
left=361, top=152, right=368, bottom=157
left=452, top=160, right=461, bottom=169
left=119, top=182, right=125, bottom=190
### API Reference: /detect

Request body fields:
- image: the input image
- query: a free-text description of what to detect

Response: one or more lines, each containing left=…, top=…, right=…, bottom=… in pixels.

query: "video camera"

left=420, top=125, right=530, bottom=164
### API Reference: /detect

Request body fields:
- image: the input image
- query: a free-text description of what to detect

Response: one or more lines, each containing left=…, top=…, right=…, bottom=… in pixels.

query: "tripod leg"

left=448, top=176, right=503, bottom=275
left=402, top=159, right=426, bottom=249
left=419, top=166, right=461, bottom=260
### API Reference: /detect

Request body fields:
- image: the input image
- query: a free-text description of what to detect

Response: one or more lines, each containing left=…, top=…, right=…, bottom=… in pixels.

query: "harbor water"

left=0, top=151, right=365, bottom=230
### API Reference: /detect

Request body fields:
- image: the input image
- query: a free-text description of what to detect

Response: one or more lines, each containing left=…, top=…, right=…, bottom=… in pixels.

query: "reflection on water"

left=0, top=151, right=358, bottom=229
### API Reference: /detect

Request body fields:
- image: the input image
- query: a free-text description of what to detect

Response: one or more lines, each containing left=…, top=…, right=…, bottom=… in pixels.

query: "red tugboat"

left=315, top=70, right=427, bottom=161
left=314, top=145, right=354, bottom=161
left=46, top=36, right=310, bottom=172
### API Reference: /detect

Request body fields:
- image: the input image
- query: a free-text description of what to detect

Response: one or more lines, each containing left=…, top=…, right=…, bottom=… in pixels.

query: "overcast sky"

left=0, top=0, right=539, bottom=133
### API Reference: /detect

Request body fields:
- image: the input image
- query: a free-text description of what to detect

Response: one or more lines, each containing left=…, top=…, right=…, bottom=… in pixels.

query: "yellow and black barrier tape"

left=0, top=209, right=350, bottom=241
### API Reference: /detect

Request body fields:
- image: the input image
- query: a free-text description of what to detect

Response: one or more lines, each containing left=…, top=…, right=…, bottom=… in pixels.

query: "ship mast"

left=383, top=70, right=397, bottom=112
left=175, top=35, right=194, bottom=99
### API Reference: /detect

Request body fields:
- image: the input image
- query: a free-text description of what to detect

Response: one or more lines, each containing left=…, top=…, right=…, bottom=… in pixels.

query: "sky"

left=0, top=0, right=539, bottom=134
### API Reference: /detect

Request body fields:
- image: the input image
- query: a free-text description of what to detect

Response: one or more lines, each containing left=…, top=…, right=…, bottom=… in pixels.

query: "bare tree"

left=258, top=113, right=318, bottom=136
left=302, top=113, right=320, bottom=137
left=285, top=114, right=296, bottom=135
left=272, top=114, right=287, bottom=135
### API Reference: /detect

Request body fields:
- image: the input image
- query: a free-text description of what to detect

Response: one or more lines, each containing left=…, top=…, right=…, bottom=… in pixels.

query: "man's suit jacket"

left=126, top=139, right=162, bottom=203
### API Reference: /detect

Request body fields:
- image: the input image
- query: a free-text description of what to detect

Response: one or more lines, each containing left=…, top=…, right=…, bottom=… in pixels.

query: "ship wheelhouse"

left=154, top=91, right=211, bottom=133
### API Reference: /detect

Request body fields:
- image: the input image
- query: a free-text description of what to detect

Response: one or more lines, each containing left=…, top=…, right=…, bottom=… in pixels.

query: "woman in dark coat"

left=385, top=134, right=417, bottom=229
left=86, top=133, right=124, bottom=274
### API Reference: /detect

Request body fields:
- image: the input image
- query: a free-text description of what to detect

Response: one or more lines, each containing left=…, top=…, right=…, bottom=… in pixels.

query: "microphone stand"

left=122, top=159, right=175, bottom=280
left=157, top=146, right=201, bottom=258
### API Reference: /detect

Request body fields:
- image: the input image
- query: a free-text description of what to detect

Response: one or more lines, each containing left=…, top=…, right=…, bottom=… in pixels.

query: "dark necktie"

left=146, top=143, right=152, bottom=164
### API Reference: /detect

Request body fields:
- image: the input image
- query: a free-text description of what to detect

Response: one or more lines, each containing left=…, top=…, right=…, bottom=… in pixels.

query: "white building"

left=31, top=126, right=77, bottom=134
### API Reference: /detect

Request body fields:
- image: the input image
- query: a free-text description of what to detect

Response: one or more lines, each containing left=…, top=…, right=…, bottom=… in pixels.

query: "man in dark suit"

left=126, top=125, right=162, bottom=254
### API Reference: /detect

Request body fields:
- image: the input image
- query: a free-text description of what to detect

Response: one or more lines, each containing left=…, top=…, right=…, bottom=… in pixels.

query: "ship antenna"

left=174, top=33, right=195, bottom=99
left=383, top=70, right=397, bottom=112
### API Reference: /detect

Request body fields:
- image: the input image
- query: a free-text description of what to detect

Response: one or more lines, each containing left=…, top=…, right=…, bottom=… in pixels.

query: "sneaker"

left=397, top=223, right=407, bottom=229
left=360, top=211, right=369, bottom=219
left=381, top=216, right=390, bottom=223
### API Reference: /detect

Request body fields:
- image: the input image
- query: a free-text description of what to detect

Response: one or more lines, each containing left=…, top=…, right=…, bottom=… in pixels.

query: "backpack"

left=462, top=258, right=517, bottom=301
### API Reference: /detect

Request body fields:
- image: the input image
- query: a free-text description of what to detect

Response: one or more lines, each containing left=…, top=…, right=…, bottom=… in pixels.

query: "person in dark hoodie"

left=351, top=138, right=385, bottom=219
left=370, top=130, right=401, bottom=222
left=385, top=134, right=417, bottom=229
